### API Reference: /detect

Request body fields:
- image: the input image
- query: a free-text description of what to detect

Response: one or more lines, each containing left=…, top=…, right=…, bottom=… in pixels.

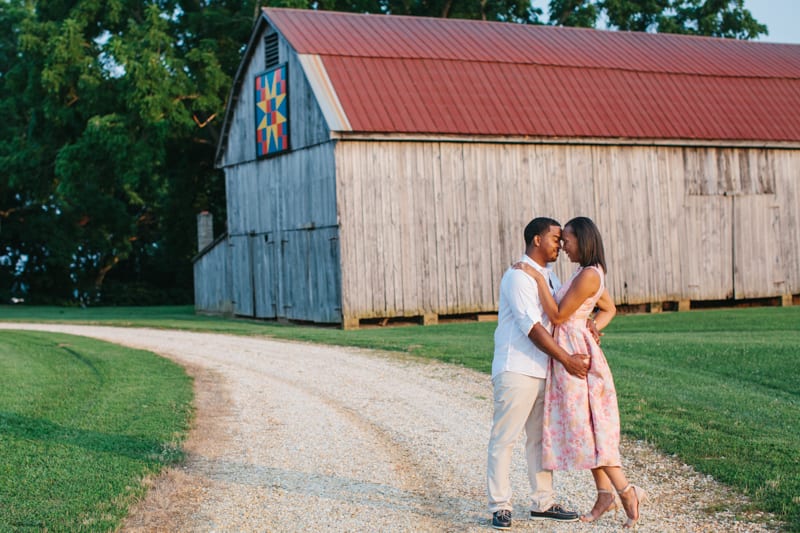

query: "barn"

left=193, top=7, right=800, bottom=328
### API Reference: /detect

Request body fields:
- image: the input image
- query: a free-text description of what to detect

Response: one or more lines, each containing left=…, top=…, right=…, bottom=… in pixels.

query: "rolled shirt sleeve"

left=504, top=269, right=543, bottom=337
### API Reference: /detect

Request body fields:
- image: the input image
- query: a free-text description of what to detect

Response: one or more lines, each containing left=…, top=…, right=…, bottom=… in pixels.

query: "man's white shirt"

left=492, top=255, right=561, bottom=379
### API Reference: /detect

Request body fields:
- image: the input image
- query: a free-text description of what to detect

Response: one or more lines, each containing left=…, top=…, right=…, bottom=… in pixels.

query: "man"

left=487, top=217, right=591, bottom=530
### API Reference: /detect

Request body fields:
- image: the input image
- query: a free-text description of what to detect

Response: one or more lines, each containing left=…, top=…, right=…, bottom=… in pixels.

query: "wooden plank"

left=462, top=144, right=481, bottom=311
left=436, top=143, right=458, bottom=311
left=337, top=142, right=366, bottom=318
left=397, top=144, right=417, bottom=314
left=494, top=144, right=517, bottom=280
left=230, top=234, right=254, bottom=316
left=472, top=144, right=499, bottom=310
left=659, top=147, right=685, bottom=300
left=778, top=151, right=800, bottom=294
left=641, top=148, right=662, bottom=301
left=637, top=147, right=659, bottom=301
left=225, top=167, right=243, bottom=235
left=369, top=144, right=388, bottom=313
left=416, top=142, right=441, bottom=313
left=629, top=147, right=651, bottom=301
left=607, top=146, right=635, bottom=303
left=613, top=146, right=634, bottom=301
left=589, top=146, right=615, bottom=299
left=451, top=143, right=471, bottom=312
left=717, top=147, right=737, bottom=194
left=756, top=148, right=777, bottom=194
left=422, top=313, right=438, bottom=325
left=384, top=142, right=403, bottom=314
left=701, top=147, right=718, bottom=195
left=334, top=144, right=352, bottom=317
left=342, top=315, right=360, bottom=330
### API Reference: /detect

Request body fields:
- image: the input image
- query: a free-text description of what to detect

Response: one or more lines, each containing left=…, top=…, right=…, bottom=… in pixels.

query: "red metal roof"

left=262, top=8, right=800, bottom=142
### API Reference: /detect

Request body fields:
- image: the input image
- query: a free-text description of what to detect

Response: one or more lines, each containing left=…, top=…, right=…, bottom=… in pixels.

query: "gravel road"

left=0, top=324, right=779, bottom=532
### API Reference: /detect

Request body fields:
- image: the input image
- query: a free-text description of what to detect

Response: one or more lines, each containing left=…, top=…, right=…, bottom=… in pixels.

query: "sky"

left=529, top=0, right=800, bottom=45
left=744, top=0, right=799, bottom=44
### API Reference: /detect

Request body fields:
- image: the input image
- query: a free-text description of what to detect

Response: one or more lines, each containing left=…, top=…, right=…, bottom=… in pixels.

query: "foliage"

left=0, top=1, right=253, bottom=305
left=549, top=0, right=767, bottom=38
left=0, top=330, right=193, bottom=531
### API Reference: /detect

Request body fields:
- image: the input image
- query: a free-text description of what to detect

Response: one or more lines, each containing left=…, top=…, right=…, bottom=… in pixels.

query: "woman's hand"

left=512, top=262, right=544, bottom=283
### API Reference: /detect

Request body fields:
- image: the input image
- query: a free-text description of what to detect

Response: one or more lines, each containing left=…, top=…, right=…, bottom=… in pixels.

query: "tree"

left=1, top=1, right=255, bottom=304
left=548, top=0, right=600, bottom=27
left=546, top=0, right=767, bottom=39
left=0, top=1, right=77, bottom=303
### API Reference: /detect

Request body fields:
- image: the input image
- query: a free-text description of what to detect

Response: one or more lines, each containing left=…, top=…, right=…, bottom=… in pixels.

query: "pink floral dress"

left=542, top=265, right=621, bottom=470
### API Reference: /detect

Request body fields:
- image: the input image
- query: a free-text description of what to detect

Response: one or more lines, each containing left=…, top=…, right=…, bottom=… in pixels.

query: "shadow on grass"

left=0, top=410, right=176, bottom=461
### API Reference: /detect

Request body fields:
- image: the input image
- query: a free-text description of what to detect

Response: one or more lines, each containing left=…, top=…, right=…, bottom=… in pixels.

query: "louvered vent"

left=264, top=33, right=279, bottom=68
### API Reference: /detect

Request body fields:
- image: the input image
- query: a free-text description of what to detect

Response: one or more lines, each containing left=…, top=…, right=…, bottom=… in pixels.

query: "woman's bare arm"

left=593, top=288, right=616, bottom=331
left=515, top=263, right=601, bottom=325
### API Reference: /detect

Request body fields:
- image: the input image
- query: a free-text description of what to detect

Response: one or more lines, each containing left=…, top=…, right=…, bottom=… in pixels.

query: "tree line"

left=0, top=0, right=766, bottom=306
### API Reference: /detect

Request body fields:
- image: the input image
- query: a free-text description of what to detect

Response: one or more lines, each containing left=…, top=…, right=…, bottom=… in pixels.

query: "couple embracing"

left=487, top=216, right=646, bottom=530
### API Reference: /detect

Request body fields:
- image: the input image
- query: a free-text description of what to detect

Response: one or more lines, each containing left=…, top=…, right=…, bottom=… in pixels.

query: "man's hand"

left=560, top=352, right=590, bottom=379
left=529, top=323, right=590, bottom=379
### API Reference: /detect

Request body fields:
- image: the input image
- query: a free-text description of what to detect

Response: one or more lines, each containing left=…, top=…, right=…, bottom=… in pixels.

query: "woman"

left=515, top=216, right=645, bottom=528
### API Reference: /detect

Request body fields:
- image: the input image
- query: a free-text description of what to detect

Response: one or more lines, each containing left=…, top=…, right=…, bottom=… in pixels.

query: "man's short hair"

left=524, top=217, right=560, bottom=247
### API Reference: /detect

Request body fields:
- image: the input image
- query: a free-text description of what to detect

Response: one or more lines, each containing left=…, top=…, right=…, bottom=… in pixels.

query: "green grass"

left=0, top=304, right=798, bottom=530
left=0, top=330, right=193, bottom=531
left=605, top=309, right=800, bottom=531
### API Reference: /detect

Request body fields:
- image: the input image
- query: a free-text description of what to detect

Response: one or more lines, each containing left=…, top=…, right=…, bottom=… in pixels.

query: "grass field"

left=0, top=304, right=798, bottom=530
left=0, top=330, right=193, bottom=531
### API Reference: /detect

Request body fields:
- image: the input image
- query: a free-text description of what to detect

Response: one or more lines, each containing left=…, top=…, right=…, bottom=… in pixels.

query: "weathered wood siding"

left=777, top=150, right=800, bottom=295
left=193, top=235, right=233, bottom=314
left=202, top=24, right=341, bottom=323
left=225, top=142, right=341, bottom=322
left=336, top=141, right=799, bottom=321
left=219, top=26, right=330, bottom=168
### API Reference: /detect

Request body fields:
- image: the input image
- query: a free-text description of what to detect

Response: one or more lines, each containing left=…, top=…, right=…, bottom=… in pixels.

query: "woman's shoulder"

left=577, top=264, right=603, bottom=277
left=574, top=265, right=603, bottom=289
left=584, top=264, right=604, bottom=276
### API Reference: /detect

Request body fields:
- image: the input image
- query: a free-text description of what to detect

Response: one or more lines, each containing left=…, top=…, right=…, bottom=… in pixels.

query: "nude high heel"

left=618, top=484, right=647, bottom=529
left=579, top=489, right=620, bottom=522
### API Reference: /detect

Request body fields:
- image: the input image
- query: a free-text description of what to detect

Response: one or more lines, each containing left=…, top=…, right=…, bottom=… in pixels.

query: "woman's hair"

left=565, top=216, right=607, bottom=272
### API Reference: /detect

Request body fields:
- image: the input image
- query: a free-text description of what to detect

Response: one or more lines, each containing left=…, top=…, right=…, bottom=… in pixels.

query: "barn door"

left=230, top=232, right=277, bottom=318
left=276, top=226, right=342, bottom=323
left=252, top=232, right=278, bottom=318
left=683, top=147, right=783, bottom=301
left=732, top=194, right=785, bottom=298
left=730, top=149, right=784, bottom=299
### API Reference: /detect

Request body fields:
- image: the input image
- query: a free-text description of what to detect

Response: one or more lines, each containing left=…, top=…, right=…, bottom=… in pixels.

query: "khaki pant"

left=487, top=371, right=554, bottom=513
